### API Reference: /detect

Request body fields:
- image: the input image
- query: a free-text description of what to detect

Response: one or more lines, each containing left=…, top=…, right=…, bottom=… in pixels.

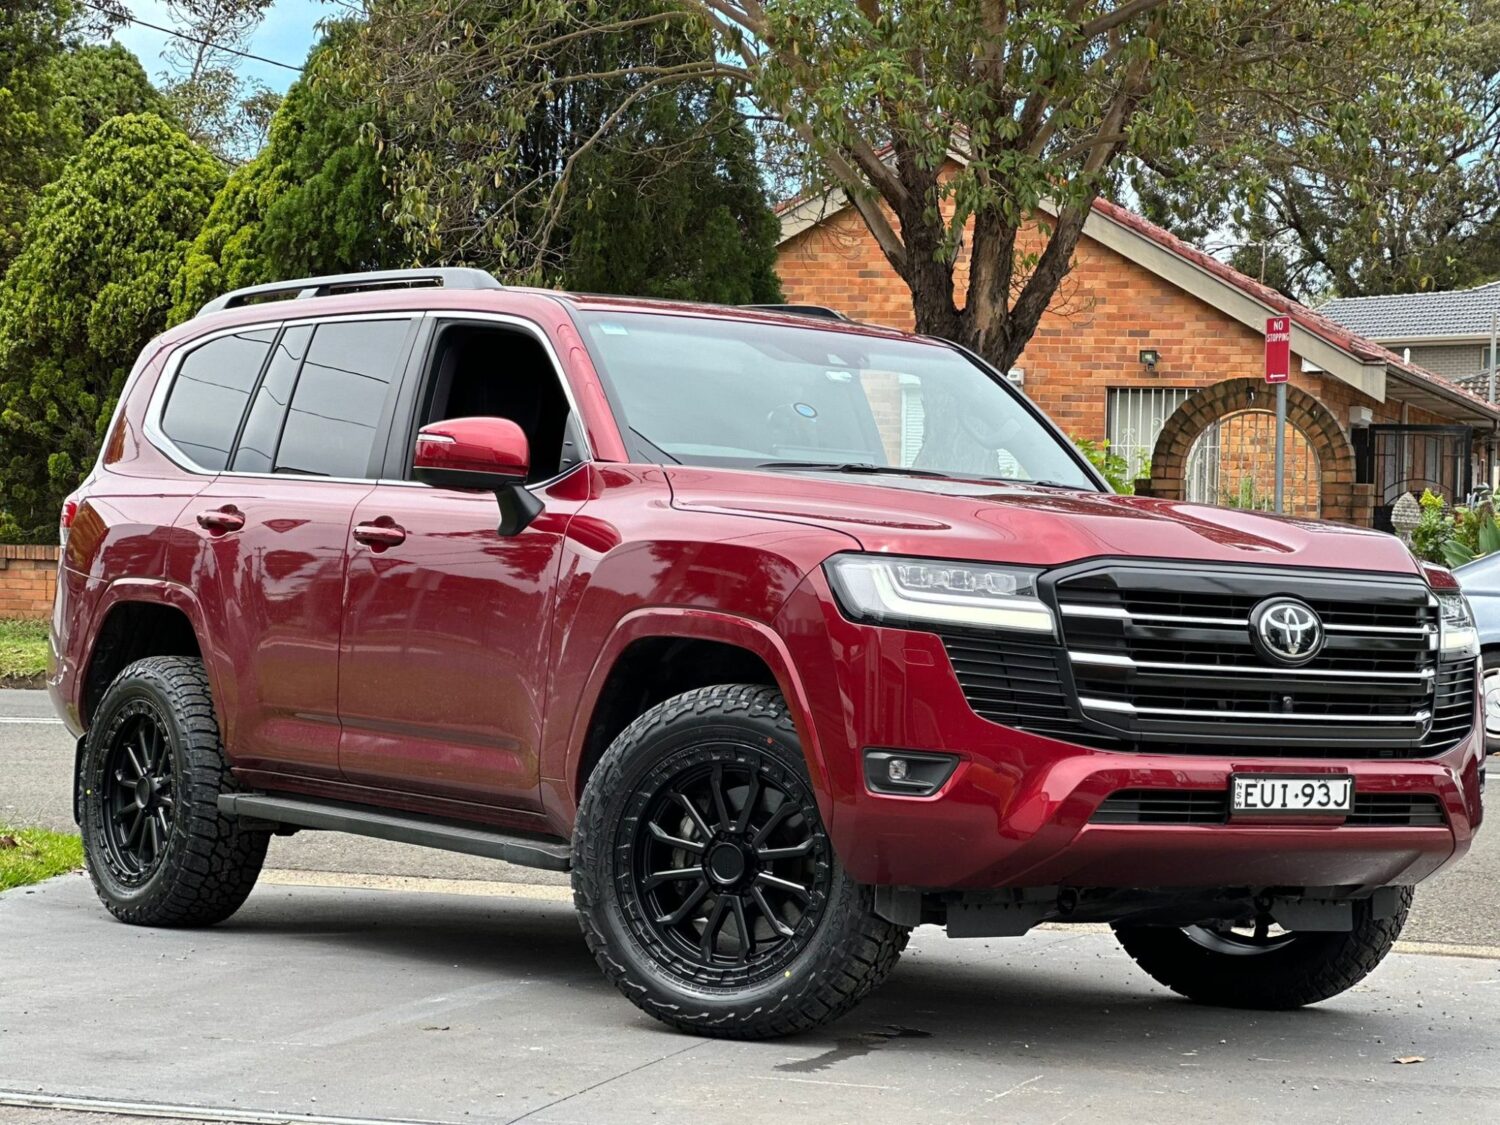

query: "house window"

left=1106, top=387, right=1194, bottom=482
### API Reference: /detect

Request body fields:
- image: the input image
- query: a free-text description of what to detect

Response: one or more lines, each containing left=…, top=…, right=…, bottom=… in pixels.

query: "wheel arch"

left=80, top=580, right=213, bottom=727
left=560, top=610, right=831, bottom=822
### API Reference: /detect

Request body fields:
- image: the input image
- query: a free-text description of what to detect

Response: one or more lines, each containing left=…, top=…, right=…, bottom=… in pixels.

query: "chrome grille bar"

left=1078, top=696, right=1433, bottom=724
left=1068, top=650, right=1434, bottom=681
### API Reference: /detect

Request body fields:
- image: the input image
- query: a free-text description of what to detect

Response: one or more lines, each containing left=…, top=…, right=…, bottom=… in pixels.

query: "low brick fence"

left=0, top=545, right=59, bottom=619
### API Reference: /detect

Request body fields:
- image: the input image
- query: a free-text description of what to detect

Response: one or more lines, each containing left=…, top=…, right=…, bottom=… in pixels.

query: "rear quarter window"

left=159, top=329, right=277, bottom=470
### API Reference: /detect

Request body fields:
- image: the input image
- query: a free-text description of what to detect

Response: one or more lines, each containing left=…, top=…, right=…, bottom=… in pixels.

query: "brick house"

left=776, top=190, right=1500, bottom=529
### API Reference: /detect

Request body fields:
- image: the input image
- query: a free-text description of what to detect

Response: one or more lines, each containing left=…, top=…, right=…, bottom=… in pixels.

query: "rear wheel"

left=573, top=684, right=908, bottom=1038
left=79, top=656, right=268, bottom=927
left=1113, top=890, right=1412, bottom=1009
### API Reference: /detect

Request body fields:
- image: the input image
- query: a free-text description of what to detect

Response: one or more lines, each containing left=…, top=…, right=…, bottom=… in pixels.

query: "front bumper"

left=775, top=573, right=1484, bottom=890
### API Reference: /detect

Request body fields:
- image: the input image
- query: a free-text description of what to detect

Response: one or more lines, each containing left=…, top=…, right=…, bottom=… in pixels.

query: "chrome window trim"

left=142, top=308, right=593, bottom=486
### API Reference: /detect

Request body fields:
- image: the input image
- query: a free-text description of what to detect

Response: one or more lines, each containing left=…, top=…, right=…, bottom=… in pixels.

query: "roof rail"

left=196, top=268, right=503, bottom=317
left=742, top=303, right=849, bottom=322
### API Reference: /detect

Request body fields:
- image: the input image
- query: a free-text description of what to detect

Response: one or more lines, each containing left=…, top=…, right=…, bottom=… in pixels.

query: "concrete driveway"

left=3, top=873, right=1499, bottom=1124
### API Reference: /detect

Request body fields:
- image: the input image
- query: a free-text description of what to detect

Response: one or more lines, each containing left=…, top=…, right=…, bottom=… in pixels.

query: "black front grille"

left=940, top=633, right=1078, bottom=738
left=937, top=561, right=1477, bottom=759
left=1092, top=788, right=1447, bottom=827
left=1053, top=563, right=1468, bottom=758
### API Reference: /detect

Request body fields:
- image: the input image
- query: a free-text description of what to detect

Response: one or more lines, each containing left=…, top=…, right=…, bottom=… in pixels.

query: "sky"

left=112, top=0, right=328, bottom=95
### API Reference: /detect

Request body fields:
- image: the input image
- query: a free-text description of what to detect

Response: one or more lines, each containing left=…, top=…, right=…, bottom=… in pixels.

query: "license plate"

left=1231, top=774, right=1353, bottom=814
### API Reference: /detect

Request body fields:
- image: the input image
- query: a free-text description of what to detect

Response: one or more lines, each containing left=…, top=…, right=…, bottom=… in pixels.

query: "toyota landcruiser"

left=52, top=268, right=1485, bottom=1038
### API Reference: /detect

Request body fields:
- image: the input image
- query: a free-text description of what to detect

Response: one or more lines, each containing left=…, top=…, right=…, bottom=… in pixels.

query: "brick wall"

left=0, top=546, right=59, bottom=619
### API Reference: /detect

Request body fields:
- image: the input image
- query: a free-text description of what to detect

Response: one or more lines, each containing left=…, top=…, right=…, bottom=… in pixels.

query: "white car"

left=1453, top=554, right=1500, bottom=753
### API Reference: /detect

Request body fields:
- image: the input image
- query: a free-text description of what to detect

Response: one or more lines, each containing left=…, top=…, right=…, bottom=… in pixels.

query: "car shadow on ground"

left=216, top=884, right=1400, bottom=1057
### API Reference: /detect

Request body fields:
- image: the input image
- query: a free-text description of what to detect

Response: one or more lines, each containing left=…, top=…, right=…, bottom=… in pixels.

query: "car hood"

left=665, top=467, right=1422, bottom=576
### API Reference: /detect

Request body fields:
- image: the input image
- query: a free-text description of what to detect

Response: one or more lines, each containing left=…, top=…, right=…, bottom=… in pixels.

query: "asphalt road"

left=3, top=875, right=1499, bottom=1125
left=2, top=687, right=1494, bottom=942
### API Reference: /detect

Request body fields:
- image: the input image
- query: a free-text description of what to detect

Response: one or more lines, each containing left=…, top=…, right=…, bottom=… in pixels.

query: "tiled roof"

left=1087, top=199, right=1500, bottom=415
left=1318, top=281, right=1500, bottom=341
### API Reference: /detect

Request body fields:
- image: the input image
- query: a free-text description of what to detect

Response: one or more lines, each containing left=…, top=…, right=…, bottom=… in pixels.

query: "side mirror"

left=412, top=417, right=543, bottom=535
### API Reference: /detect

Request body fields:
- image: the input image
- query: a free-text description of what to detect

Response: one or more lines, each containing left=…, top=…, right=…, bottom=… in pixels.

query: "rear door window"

left=273, top=319, right=412, bottom=478
left=160, top=328, right=276, bottom=470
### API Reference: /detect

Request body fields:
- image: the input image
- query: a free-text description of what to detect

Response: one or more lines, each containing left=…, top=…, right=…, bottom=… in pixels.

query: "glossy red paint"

left=51, top=282, right=1486, bottom=904
left=413, top=417, right=531, bottom=480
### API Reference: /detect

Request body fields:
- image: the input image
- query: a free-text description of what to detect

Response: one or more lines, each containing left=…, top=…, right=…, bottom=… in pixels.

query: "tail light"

left=60, top=495, right=79, bottom=548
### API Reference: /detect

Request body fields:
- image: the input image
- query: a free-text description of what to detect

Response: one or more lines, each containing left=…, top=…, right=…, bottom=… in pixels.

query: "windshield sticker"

left=597, top=322, right=630, bottom=335
left=794, top=402, right=818, bottom=418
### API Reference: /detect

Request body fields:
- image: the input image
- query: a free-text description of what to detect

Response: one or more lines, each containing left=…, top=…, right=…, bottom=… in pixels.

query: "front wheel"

left=1113, top=890, right=1412, bottom=1009
left=572, top=684, right=908, bottom=1038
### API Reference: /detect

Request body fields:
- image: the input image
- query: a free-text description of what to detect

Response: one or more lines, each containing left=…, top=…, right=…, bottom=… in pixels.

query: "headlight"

left=1437, top=591, right=1479, bottom=657
left=824, top=554, right=1055, bottom=635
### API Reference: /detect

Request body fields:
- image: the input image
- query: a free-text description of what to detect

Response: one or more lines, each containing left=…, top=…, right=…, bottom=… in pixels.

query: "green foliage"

left=338, top=1, right=785, bottom=299
left=1136, top=1, right=1500, bottom=299
left=50, top=42, right=172, bottom=139
left=0, top=114, right=223, bottom=540
left=564, top=96, right=782, bottom=302
left=0, top=0, right=73, bottom=270
left=170, top=30, right=400, bottom=322
left=1071, top=437, right=1133, bottom=495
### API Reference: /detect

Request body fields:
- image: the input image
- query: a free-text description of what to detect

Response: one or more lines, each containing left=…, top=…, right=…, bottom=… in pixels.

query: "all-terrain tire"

left=1113, top=890, right=1413, bottom=1009
left=79, top=655, right=268, bottom=927
left=573, top=684, right=908, bottom=1038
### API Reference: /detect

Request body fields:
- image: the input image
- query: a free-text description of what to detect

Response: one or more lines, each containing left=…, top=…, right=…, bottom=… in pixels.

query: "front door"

left=336, top=480, right=582, bottom=807
left=335, top=315, right=588, bottom=808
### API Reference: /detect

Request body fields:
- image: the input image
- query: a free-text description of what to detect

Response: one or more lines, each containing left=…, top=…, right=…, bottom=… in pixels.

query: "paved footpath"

left=3, top=874, right=1498, bottom=1125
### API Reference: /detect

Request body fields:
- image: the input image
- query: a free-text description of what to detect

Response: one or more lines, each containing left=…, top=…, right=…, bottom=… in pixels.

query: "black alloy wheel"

left=573, top=684, right=908, bottom=1038
left=80, top=656, right=268, bottom=927
left=98, top=699, right=177, bottom=882
left=629, top=752, right=832, bottom=981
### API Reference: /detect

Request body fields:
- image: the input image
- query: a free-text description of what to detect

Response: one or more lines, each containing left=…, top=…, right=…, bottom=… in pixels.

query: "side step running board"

left=218, top=794, right=571, bottom=872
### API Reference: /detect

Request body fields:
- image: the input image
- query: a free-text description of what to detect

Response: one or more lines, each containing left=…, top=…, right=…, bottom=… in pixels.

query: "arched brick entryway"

left=1143, top=378, right=1373, bottom=525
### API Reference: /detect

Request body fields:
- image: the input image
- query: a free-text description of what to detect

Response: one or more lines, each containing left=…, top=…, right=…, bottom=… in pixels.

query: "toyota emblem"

left=1250, top=597, right=1324, bottom=666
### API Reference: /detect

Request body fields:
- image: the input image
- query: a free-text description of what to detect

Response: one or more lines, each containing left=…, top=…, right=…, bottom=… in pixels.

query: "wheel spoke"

left=647, top=821, right=704, bottom=853
left=655, top=878, right=710, bottom=926
left=144, top=814, right=161, bottom=862
left=734, top=772, right=760, bottom=834
left=750, top=885, right=795, bottom=938
left=755, top=839, right=813, bottom=861
left=699, top=896, right=730, bottom=960
left=672, top=791, right=714, bottom=841
left=751, top=800, right=795, bottom=846
left=710, top=765, right=732, bottom=831
left=643, top=866, right=702, bottom=891
left=729, top=895, right=753, bottom=963
left=155, top=807, right=171, bottom=841
left=123, top=741, right=147, bottom=781
left=756, top=871, right=811, bottom=901
left=124, top=807, right=145, bottom=850
left=1254, top=916, right=1270, bottom=942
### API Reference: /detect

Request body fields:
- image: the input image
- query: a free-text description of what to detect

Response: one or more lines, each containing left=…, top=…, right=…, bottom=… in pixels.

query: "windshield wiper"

left=755, top=461, right=956, bottom=480
left=991, top=477, right=1085, bottom=490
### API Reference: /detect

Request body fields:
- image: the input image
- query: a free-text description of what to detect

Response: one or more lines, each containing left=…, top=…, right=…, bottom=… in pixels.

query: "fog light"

left=864, top=749, right=960, bottom=797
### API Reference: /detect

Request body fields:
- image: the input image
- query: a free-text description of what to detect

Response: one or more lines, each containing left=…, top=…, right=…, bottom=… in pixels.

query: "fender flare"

left=79, top=577, right=223, bottom=723
left=559, top=607, right=832, bottom=822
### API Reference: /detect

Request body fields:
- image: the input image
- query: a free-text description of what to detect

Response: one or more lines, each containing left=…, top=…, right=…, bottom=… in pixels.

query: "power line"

left=77, top=0, right=303, bottom=73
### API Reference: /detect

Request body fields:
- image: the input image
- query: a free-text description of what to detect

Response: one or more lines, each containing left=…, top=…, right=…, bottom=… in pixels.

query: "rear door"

left=177, top=315, right=417, bottom=780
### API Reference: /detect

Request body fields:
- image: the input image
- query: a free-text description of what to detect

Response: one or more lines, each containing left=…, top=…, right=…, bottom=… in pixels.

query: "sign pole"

left=1264, top=316, right=1291, bottom=514
left=1274, top=381, right=1286, bottom=513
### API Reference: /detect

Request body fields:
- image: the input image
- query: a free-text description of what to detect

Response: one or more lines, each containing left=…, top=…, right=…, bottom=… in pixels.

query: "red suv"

left=54, top=269, right=1485, bottom=1038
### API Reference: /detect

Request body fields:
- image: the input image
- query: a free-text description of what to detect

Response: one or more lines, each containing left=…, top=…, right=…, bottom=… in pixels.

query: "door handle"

left=196, top=506, right=244, bottom=534
left=352, top=520, right=406, bottom=550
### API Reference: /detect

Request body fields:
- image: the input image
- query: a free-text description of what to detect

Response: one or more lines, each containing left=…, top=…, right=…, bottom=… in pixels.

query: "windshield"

left=576, top=311, right=1097, bottom=488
